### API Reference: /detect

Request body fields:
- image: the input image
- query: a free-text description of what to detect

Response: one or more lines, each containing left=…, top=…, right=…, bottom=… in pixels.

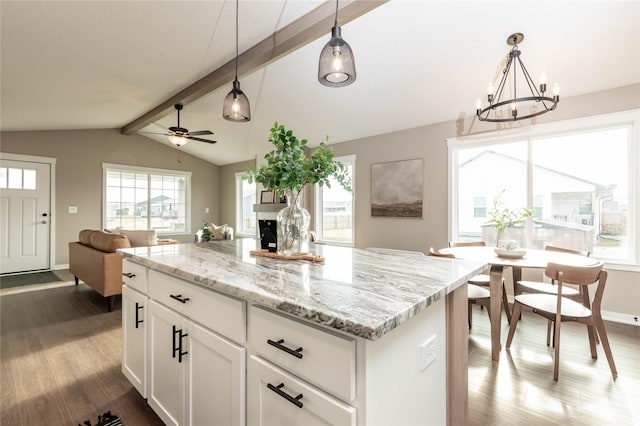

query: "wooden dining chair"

left=428, top=247, right=490, bottom=329
left=448, top=241, right=510, bottom=321
left=516, top=245, right=593, bottom=346
left=506, top=261, right=617, bottom=381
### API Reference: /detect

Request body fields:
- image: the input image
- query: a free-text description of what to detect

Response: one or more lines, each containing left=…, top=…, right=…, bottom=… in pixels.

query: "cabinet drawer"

left=122, top=260, right=148, bottom=294
left=248, top=355, right=356, bottom=426
left=249, top=306, right=356, bottom=401
left=148, top=270, right=246, bottom=343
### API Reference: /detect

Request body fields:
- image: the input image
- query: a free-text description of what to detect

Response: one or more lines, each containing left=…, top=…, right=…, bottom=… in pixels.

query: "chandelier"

left=476, top=33, right=559, bottom=122
left=223, top=0, right=251, bottom=122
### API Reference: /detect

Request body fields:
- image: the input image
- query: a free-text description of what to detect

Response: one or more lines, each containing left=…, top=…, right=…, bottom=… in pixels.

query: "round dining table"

left=440, top=246, right=599, bottom=361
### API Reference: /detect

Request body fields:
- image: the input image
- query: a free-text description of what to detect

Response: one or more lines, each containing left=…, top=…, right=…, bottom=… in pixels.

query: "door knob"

left=41, top=220, right=47, bottom=224
left=41, top=213, right=48, bottom=217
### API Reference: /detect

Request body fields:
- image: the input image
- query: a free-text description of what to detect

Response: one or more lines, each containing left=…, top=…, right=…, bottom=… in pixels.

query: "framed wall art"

left=371, top=158, right=423, bottom=218
left=260, top=190, right=276, bottom=204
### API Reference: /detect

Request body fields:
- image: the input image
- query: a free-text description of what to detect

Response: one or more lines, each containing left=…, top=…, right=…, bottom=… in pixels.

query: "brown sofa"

left=69, top=230, right=132, bottom=311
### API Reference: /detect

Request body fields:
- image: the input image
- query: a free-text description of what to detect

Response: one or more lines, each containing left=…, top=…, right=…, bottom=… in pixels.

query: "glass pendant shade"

left=223, top=79, right=251, bottom=122
left=318, top=26, right=356, bottom=87
left=168, top=135, right=188, bottom=147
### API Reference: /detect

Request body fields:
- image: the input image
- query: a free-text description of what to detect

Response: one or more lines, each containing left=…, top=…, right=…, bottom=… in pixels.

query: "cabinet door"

left=247, top=356, right=356, bottom=426
left=185, top=320, right=246, bottom=426
left=122, top=286, right=147, bottom=397
left=148, top=301, right=185, bottom=426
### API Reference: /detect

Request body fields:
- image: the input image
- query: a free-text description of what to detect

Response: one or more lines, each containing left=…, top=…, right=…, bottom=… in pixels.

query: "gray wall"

left=0, top=128, right=219, bottom=265
left=219, top=84, right=640, bottom=320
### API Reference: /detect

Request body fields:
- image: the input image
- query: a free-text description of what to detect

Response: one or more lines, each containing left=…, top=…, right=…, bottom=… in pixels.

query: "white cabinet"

left=122, top=285, right=147, bottom=398
left=148, top=300, right=246, bottom=426
left=247, top=355, right=356, bottom=426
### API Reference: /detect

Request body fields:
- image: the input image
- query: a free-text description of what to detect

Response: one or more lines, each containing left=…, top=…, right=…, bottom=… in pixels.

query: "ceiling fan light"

left=223, top=79, right=251, bottom=122
left=319, top=25, right=356, bottom=87
left=168, top=135, right=188, bottom=147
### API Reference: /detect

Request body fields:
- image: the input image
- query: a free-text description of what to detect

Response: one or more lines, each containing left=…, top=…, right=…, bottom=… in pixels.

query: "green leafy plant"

left=200, top=225, right=213, bottom=242
left=486, top=189, right=535, bottom=234
left=244, top=122, right=352, bottom=196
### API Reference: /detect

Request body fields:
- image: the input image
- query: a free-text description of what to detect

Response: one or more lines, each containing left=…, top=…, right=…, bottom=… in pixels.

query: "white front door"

left=0, top=158, right=52, bottom=274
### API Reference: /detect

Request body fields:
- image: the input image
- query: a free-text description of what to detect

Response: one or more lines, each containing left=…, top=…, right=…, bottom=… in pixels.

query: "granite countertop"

left=118, top=239, right=486, bottom=341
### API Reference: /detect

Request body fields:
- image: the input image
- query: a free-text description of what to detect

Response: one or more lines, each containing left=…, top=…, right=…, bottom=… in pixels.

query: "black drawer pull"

left=267, top=383, right=303, bottom=408
left=267, top=339, right=303, bottom=359
left=170, top=294, right=190, bottom=304
left=135, top=302, right=144, bottom=328
left=122, top=272, right=136, bottom=278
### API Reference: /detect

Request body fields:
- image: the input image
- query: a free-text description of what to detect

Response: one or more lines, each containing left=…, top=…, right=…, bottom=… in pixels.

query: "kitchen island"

left=118, top=239, right=486, bottom=426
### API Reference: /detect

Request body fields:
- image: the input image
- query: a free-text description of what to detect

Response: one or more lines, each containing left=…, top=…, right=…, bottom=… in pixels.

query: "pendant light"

left=223, top=0, right=251, bottom=122
left=318, top=0, right=356, bottom=87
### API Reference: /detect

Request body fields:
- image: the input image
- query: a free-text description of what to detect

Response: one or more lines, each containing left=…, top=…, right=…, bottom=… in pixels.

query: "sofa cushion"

left=211, top=224, right=229, bottom=240
left=79, top=229, right=97, bottom=246
left=119, top=229, right=158, bottom=247
left=89, top=230, right=131, bottom=253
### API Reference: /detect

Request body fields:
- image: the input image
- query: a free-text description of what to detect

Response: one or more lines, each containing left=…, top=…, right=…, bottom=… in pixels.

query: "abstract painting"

left=371, top=158, right=423, bottom=218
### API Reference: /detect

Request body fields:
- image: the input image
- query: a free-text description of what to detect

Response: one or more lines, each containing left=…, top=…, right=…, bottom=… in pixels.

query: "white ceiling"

left=2, top=1, right=639, bottom=165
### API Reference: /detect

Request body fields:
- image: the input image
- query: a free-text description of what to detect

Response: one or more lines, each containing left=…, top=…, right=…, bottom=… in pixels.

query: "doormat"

left=0, top=271, right=61, bottom=289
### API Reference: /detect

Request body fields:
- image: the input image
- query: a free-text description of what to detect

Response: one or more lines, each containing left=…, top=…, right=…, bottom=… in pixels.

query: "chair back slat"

left=545, top=245, right=591, bottom=258
left=449, top=241, right=486, bottom=248
left=545, top=262, right=604, bottom=285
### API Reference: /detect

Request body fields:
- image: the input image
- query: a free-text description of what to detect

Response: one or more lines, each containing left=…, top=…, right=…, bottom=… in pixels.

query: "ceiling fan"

left=141, top=103, right=216, bottom=147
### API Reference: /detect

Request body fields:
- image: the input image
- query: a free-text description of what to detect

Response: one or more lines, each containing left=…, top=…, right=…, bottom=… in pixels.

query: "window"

left=103, top=164, right=191, bottom=235
left=449, top=110, right=639, bottom=267
left=0, top=167, right=37, bottom=190
left=235, top=172, right=256, bottom=237
left=314, top=155, right=355, bottom=245
left=473, top=196, right=486, bottom=218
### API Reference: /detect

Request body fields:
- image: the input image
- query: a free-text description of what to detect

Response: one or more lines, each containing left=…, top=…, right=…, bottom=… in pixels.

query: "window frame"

left=102, top=163, right=192, bottom=236
left=448, top=109, right=639, bottom=271
left=235, top=171, right=257, bottom=238
left=314, top=154, right=356, bottom=246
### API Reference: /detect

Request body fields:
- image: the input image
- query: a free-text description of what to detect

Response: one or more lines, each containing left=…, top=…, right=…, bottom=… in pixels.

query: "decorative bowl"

left=494, top=248, right=527, bottom=259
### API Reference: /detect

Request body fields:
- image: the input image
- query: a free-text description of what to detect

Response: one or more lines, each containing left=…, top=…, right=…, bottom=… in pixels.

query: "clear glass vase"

left=276, top=190, right=310, bottom=255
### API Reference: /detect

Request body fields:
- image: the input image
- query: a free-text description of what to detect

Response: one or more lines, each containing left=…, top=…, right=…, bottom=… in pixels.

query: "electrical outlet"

left=68, top=206, right=77, bottom=214
left=419, top=335, right=437, bottom=372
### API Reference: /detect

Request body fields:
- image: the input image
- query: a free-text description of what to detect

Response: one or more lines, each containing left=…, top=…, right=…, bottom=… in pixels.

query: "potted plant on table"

left=486, top=189, right=534, bottom=248
left=245, top=122, right=352, bottom=255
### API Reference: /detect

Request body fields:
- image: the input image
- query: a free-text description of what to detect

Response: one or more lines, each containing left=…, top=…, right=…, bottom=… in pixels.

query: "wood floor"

left=1, top=273, right=638, bottom=425
left=468, top=306, right=639, bottom=425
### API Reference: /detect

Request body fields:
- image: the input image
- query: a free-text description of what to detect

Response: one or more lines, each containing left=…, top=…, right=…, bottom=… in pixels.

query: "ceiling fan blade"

left=188, top=130, right=214, bottom=136
left=139, top=131, right=170, bottom=136
left=187, top=136, right=217, bottom=144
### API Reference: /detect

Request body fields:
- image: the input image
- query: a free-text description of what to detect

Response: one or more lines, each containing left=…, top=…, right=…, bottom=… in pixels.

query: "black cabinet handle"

left=267, top=383, right=303, bottom=408
left=170, top=294, right=190, bottom=304
left=178, top=331, right=188, bottom=363
left=172, top=325, right=188, bottom=363
left=267, top=339, right=303, bottom=359
left=135, top=302, right=144, bottom=329
left=122, top=272, right=136, bottom=278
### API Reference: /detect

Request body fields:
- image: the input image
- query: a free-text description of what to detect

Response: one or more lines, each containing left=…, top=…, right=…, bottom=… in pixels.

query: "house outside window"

left=103, top=164, right=191, bottom=235
left=448, top=110, right=639, bottom=267
left=235, top=172, right=256, bottom=237
left=473, top=196, right=486, bottom=218
left=314, top=155, right=355, bottom=246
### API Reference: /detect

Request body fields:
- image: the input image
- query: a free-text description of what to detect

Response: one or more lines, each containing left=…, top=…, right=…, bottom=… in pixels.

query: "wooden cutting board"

left=249, top=250, right=325, bottom=263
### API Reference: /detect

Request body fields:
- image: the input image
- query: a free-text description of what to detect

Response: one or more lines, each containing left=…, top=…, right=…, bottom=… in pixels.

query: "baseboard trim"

left=602, top=310, right=640, bottom=327
left=54, top=263, right=69, bottom=270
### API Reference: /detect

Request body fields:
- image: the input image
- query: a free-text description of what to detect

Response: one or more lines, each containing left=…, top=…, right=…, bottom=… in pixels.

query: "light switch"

left=205, top=207, right=209, bottom=214
left=68, top=206, right=78, bottom=214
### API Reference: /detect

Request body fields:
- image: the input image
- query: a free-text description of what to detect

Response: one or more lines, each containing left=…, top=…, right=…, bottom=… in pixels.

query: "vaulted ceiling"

left=2, top=1, right=638, bottom=165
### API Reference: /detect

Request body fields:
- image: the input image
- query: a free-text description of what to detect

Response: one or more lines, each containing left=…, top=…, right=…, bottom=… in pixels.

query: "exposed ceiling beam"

left=121, top=0, right=388, bottom=135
